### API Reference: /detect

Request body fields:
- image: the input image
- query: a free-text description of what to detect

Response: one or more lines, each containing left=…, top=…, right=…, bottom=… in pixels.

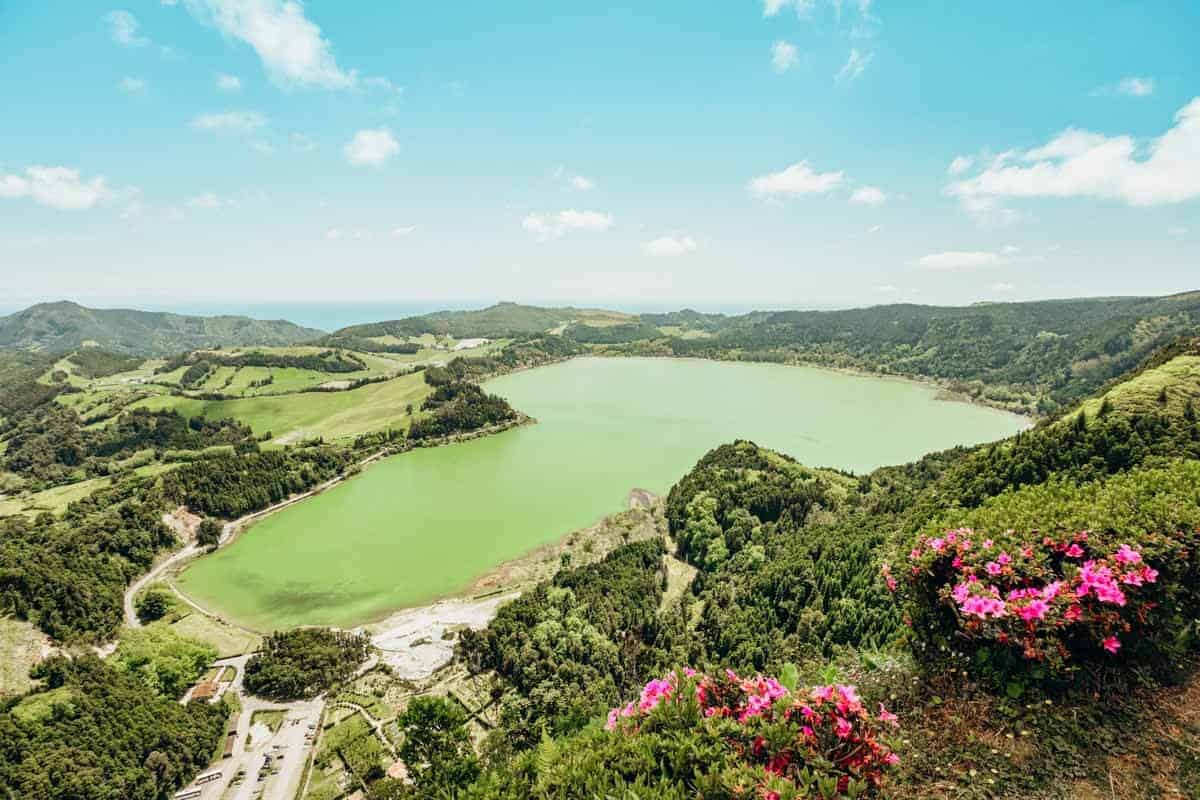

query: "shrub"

left=601, top=669, right=901, bottom=799
left=896, top=524, right=1200, bottom=685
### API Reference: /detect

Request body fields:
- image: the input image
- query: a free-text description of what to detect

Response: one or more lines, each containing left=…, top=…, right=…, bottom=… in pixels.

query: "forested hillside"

left=636, top=292, right=1200, bottom=414
left=332, top=292, right=1200, bottom=414
left=0, top=301, right=323, bottom=355
left=428, top=337, right=1200, bottom=799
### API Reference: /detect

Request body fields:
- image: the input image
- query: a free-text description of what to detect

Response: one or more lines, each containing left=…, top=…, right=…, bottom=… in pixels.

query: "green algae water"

left=177, top=357, right=1028, bottom=630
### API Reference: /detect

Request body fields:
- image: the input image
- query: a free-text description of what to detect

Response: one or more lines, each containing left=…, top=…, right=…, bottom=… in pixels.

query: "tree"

left=243, top=628, right=371, bottom=701
left=196, top=518, right=222, bottom=549
left=136, top=588, right=172, bottom=624
left=397, top=696, right=480, bottom=796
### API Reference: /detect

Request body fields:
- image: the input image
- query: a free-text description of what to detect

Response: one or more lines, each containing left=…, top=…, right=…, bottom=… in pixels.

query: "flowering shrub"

left=605, top=669, right=900, bottom=798
left=893, top=525, right=1200, bottom=679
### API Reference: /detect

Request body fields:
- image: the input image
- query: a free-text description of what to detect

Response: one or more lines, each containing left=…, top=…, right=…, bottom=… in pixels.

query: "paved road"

left=178, top=654, right=325, bottom=800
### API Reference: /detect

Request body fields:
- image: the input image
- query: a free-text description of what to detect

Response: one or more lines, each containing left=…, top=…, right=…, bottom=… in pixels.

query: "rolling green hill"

left=0, top=301, right=323, bottom=356
left=332, top=301, right=634, bottom=339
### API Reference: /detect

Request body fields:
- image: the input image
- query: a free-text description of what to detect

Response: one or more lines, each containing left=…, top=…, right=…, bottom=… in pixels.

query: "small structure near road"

left=453, top=337, right=491, bottom=351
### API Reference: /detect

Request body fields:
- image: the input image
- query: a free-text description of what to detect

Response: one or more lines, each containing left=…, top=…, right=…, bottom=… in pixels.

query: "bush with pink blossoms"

left=894, top=525, right=1200, bottom=682
left=605, top=669, right=901, bottom=798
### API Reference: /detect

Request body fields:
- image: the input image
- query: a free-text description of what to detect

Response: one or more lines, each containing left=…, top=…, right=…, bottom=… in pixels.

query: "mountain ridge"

left=0, top=301, right=324, bottom=356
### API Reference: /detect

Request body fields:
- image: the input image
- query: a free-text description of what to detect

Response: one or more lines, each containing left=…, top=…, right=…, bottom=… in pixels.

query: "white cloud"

left=867, top=224, right=882, bottom=233
left=1001, top=244, right=1020, bottom=254
left=771, top=41, right=799, bottom=73
left=643, top=234, right=698, bottom=258
left=1093, top=76, right=1156, bottom=97
left=216, top=72, right=242, bottom=91
left=876, top=284, right=898, bottom=293
left=835, top=48, right=872, bottom=82
left=343, top=128, right=399, bottom=166
left=522, top=209, right=614, bottom=240
left=187, top=191, right=221, bottom=209
left=289, top=132, right=316, bottom=152
left=251, top=141, right=274, bottom=156
left=182, top=0, right=356, bottom=89
left=569, top=174, right=595, bottom=191
left=918, top=251, right=1002, bottom=271
left=392, top=225, right=418, bottom=238
left=106, top=10, right=148, bottom=47
left=1117, top=76, right=1155, bottom=97
left=191, top=110, right=267, bottom=135
left=749, top=161, right=844, bottom=198
left=948, top=155, right=974, bottom=176
left=325, top=228, right=341, bottom=240
left=947, top=97, right=1200, bottom=213
left=991, top=281, right=1016, bottom=292
left=0, top=166, right=112, bottom=210
left=764, top=0, right=830, bottom=18
left=118, top=76, right=146, bottom=93
left=850, top=185, right=886, bottom=206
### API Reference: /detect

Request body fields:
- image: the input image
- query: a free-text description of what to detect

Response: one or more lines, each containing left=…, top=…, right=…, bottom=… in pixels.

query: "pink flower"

left=810, top=685, right=835, bottom=704
left=1041, top=581, right=1064, bottom=601
left=997, top=552, right=1012, bottom=566
left=1121, top=571, right=1144, bottom=586
left=1102, top=635, right=1121, bottom=654
left=1021, top=546, right=1034, bottom=559
left=960, top=595, right=1006, bottom=619
left=884, top=752, right=900, bottom=766
left=1114, top=544, right=1142, bottom=565
left=985, top=561, right=1002, bottom=576
left=1017, top=599, right=1050, bottom=622
left=1064, top=605, right=1083, bottom=623
left=877, top=704, right=899, bottom=726
left=1141, top=566, right=1159, bottom=583
left=983, top=539, right=994, bottom=549
left=1065, top=544, right=1085, bottom=559
left=834, top=716, right=853, bottom=739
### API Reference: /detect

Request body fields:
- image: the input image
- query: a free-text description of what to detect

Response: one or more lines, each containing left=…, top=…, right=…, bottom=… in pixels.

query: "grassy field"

left=0, top=617, right=50, bottom=698
left=0, top=476, right=112, bottom=516
left=128, top=370, right=432, bottom=442
left=1076, top=354, right=1200, bottom=419
left=167, top=612, right=261, bottom=658
left=136, top=581, right=262, bottom=657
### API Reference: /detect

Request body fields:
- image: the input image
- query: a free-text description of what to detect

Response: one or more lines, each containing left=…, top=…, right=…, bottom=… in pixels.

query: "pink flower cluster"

left=607, top=670, right=900, bottom=797
left=902, top=528, right=1164, bottom=666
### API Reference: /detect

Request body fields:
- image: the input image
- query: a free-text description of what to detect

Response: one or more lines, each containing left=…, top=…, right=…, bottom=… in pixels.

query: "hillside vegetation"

left=428, top=337, right=1200, bottom=799
left=0, top=301, right=323, bottom=355
left=332, top=292, right=1200, bottom=414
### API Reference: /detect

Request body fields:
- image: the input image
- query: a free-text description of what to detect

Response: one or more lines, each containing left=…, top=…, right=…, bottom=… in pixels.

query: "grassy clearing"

left=10, top=686, right=74, bottom=722
left=251, top=708, right=287, bottom=734
left=166, top=612, right=261, bottom=658
left=127, top=370, right=431, bottom=442
left=0, top=476, right=113, bottom=517
left=1076, top=354, right=1200, bottom=419
left=0, top=616, right=50, bottom=698
left=660, top=552, right=699, bottom=614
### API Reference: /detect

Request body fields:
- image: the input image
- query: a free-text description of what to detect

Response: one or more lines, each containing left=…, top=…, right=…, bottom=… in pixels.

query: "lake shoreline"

left=176, top=355, right=1029, bottom=631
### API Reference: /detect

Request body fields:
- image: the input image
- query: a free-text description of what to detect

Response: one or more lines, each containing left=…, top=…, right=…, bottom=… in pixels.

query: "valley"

left=1, top=296, right=1198, bottom=800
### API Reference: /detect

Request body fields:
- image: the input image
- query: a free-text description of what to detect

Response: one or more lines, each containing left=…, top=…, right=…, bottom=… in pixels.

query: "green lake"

left=176, top=357, right=1029, bottom=630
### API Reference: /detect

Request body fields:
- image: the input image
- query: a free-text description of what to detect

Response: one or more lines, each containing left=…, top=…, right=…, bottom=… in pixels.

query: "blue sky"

left=1, top=1, right=1197, bottom=310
